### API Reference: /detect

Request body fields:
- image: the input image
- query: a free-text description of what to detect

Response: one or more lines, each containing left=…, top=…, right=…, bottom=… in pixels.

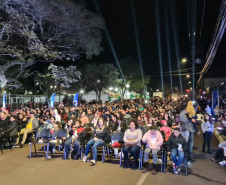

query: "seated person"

left=160, top=120, right=171, bottom=141
left=166, top=128, right=187, bottom=175
left=64, top=120, right=84, bottom=159
left=83, top=118, right=107, bottom=165
left=122, top=120, right=142, bottom=169
left=0, top=111, right=10, bottom=137
left=211, top=141, right=226, bottom=164
left=1, top=115, right=18, bottom=140
left=16, top=111, right=39, bottom=147
left=142, top=125, right=163, bottom=174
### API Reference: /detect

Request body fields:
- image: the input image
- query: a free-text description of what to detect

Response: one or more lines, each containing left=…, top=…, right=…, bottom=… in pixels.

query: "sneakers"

left=130, top=161, right=139, bottom=170
left=173, top=166, right=179, bottom=175
left=83, top=156, right=88, bottom=162
left=151, top=164, right=157, bottom=175
left=90, top=159, right=96, bottom=166
left=219, top=160, right=226, bottom=166
left=123, top=160, right=129, bottom=168
left=211, top=158, right=217, bottom=163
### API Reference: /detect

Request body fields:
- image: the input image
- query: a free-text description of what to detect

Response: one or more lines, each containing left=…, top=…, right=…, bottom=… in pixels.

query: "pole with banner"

left=73, top=93, right=79, bottom=106
left=50, top=93, right=56, bottom=108
left=3, top=91, right=6, bottom=108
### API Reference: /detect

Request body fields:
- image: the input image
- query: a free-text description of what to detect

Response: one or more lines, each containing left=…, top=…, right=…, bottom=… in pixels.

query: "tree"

left=34, top=64, right=81, bottom=98
left=117, top=57, right=151, bottom=94
left=80, top=63, right=119, bottom=101
left=0, top=0, right=104, bottom=90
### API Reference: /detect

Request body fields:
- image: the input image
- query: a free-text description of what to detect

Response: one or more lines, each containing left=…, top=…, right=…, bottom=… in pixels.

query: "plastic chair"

left=29, top=129, right=51, bottom=159
left=51, top=129, right=68, bottom=159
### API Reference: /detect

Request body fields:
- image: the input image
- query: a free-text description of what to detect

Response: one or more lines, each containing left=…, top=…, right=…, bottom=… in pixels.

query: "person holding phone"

left=166, top=128, right=187, bottom=175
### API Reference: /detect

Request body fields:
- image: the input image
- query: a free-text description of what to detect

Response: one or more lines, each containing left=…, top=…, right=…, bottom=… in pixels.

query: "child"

left=160, top=120, right=171, bottom=141
left=201, top=114, right=214, bottom=153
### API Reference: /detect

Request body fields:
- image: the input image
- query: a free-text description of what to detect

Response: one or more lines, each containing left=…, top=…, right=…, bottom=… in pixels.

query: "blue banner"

left=3, top=91, right=6, bottom=108
left=50, top=93, right=56, bottom=108
left=212, top=89, right=218, bottom=109
left=73, top=93, right=79, bottom=106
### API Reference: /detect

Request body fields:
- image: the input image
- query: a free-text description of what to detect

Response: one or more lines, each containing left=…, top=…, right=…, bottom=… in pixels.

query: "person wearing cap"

left=16, top=111, right=39, bottom=147
left=142, top=125, right=163, bottom=174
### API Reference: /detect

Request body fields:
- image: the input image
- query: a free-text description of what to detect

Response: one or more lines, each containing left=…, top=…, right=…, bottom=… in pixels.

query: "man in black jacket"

left=0, top=111, right=10, bottom=137
left=1, top=116, right=18, bottom=138
left=166, top=128, right=187, bottom=175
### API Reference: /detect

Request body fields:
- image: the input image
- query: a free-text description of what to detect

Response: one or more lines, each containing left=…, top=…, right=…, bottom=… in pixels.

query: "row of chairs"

left=29, top=129, right=188, bottom=175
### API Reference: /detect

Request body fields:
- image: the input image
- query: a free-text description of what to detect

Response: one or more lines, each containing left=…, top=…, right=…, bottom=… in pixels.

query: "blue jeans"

left=65, top=137, right=81, bottom=157
left=123, top=145, right=141, bottom=162
left=188, top=132, right=193, bottom=157
left=171, top=149, right=185, bottom=167
left=84, top=139, right=104, bottom=161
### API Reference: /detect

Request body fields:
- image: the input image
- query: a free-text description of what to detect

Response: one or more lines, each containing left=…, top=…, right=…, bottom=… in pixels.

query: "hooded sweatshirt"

left=142, top=130, right=163, bottom=149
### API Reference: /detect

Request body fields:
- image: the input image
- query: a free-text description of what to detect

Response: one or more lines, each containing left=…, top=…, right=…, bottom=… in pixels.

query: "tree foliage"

left=0, top=0, right=104, bottom=90
left=80, top=63, right=119, bottom=100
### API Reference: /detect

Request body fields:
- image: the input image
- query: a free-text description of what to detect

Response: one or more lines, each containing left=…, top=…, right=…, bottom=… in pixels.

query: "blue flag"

left=50, top=93, right=56, bottom=108
left=73, top=93, right=79, bottom=106
left=3, top=91, right=6, bottom=108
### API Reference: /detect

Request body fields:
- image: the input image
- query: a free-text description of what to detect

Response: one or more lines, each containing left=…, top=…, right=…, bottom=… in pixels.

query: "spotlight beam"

left=154, top=0, right=165, bottom=102
left=93, top=0, right=126, bottom=84
left=164, top=1, right=174, bottom=95
left=131, top=0, right=145, bottom=88
left=170, top=1, right=183, bottom=95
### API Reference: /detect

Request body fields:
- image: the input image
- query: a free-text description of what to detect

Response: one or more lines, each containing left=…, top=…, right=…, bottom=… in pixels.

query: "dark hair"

left=50, top=116, right=55, bottom=120
left=150, top=125, right=158, bottom=130
left=204, top=114, right=212, bottom=124
left=174, top=128, right=180, bottom=132
left=130, top=119, right=139, bottom=129
left=75, top=120, right=81, bottom=125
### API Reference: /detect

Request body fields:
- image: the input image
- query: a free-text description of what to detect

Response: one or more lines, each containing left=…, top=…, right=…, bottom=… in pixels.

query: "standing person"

left=166, top=128, right=187, bottom=175
left=205, top=105, right=212, bottom=116
left=122, top=120, right=142, bottom=169
left=142, top=125, right=163, bottom=174
left=213, top=105, right=220, bottom=123
left=201, top=114, right=214, bottom=154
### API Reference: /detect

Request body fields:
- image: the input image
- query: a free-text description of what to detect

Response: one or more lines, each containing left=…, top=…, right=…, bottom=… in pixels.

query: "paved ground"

left=0, top=132, right=225, bottom=185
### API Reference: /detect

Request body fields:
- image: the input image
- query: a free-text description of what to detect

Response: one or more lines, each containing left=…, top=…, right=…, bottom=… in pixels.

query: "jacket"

left=3, top=121, right=18, bottom=137
left=166, top=133, right=187, bottom=152
left=92, top=127, right=108, bottom=142
left=142, top=130, right=163, bottom=149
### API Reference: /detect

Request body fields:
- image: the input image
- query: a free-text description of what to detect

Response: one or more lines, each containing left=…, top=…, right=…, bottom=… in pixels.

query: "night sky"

left=83, top=0, right=225, bottom=89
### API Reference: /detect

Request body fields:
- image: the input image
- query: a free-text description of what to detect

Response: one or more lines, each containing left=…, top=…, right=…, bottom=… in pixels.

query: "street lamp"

left=109, top=87, right=113, bottom=91
left=125, top=84, right=130, bottom=88
left=189, top=81, right=191, bottom=84
left=80, top=90, right=84, bottom=94
left=156, top=89, right=159, bottom=92
left=186, top=74, right=190, bottom=78
left=147, top=92, right=149, bottom=95
left=182, top=58, right=187, bottom=63
left=97, top=79, right=101, bottom=83
left=50, top=85, right=53, bottom=89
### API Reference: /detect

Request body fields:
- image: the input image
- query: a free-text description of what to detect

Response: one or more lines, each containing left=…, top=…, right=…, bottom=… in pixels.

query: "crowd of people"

left=0, top=96, right=226, bottom=175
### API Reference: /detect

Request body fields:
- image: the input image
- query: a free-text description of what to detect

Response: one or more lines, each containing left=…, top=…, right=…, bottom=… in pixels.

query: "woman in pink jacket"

left=142, top=125, right=163, bottom=174
left=160, top=120, right=171, bottom=141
